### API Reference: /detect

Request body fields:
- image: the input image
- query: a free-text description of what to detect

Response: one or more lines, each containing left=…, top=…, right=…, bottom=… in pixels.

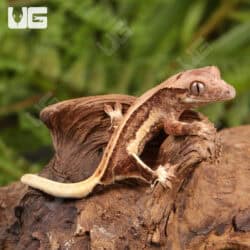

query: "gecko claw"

left=114, top=102, right=123, bottom=113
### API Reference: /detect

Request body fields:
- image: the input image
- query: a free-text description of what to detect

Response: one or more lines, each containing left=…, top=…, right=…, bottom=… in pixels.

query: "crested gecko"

left=21, top=66, right=235, bottom=198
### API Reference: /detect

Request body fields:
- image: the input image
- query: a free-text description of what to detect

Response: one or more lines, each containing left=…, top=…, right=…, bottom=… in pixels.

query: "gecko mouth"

left=183, top=96, right=233, bottom=105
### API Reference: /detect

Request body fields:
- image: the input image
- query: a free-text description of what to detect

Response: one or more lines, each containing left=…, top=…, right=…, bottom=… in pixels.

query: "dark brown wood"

left=0, top=95, right=249, bottom=250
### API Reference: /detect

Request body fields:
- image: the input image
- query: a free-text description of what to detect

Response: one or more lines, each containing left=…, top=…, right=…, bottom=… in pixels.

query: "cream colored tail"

left=21, top=174, right=100, bottom=198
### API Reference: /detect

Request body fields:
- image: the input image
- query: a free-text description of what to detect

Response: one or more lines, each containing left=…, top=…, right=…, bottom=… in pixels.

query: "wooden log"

left=0, top=95, right=249, bottom=249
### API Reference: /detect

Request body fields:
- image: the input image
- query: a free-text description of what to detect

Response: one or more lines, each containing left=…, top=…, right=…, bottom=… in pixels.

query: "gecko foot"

left=151, top=164, right=177, bottom=189
left=104, top=102, right=123, bottom=130
left=193, top=121, right=215, bottom=140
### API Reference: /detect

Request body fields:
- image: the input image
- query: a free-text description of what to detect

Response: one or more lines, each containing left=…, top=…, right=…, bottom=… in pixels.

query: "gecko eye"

left=190, top=81, right=205, bottom=95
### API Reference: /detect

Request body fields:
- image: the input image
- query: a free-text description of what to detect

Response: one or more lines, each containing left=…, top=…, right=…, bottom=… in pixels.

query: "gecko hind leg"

left=131, top=153, right=175, bottom=188
left=104, top=102, right=124, bottom=131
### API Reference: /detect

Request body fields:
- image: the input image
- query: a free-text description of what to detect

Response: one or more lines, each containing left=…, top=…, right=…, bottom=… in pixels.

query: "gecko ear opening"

left=180, top=110, right=202, bottom=122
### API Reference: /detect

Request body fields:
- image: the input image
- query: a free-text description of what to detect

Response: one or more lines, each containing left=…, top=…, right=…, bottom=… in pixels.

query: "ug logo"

left=8, top=7, right=47, bottom=29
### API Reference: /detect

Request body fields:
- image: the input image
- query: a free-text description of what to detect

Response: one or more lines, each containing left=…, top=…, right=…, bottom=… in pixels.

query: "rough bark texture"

left=0, top=94, right=249, bottom=250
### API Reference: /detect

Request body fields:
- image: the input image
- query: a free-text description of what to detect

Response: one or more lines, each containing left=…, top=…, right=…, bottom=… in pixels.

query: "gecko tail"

left=21, top=174, right=100, bottom=198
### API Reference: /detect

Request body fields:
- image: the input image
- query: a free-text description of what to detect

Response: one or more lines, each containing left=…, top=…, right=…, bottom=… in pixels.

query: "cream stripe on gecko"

left=127, top=109, right=163, bottom=155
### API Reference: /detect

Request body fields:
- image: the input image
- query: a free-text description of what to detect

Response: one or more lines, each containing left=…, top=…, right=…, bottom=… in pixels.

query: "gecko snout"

left=225, top=83, right=236, bottom=100
left=228, top=88, right=236, bottom=98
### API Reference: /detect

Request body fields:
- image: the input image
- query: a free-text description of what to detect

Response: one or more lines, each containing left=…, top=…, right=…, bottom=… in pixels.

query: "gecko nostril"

left=226, top=87, right=236, bottom=98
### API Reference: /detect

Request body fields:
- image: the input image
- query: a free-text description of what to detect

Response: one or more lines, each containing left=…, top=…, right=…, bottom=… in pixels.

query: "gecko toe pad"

left=155, top=165, right=168, bottom=184
left=154, top=164, right=176, bottom=189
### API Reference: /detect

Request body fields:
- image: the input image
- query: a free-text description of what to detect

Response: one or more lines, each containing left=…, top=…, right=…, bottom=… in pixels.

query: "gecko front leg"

left=164, top=117, right=214, bottom=139
left=131, top=153, right=176, bottom=189
left=104, top=102, right=124, bottom=131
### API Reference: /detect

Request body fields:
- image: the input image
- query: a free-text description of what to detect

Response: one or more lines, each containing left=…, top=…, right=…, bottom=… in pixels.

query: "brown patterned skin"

left=21, top=66, right=235, bottom=198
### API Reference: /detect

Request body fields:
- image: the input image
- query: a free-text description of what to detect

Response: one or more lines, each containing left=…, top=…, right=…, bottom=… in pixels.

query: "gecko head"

left=170, top=66, right=236, bottom=107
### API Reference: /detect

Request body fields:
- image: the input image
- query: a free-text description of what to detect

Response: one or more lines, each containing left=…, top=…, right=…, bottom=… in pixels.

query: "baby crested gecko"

left=21, top=66, right=235, bottom=198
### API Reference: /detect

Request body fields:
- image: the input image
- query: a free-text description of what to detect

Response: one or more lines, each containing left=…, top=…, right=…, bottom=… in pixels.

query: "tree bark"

left=0, top=95, right=249, bottom=250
